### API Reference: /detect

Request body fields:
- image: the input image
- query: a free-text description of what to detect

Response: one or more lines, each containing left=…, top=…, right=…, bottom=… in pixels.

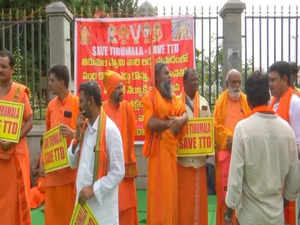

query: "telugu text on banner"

left=75, top=16, right=195, bottom=140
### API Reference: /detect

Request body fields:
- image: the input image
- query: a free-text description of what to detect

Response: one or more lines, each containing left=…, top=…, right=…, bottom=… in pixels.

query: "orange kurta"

left=178, top=91, right=210, bottom=225
left=213, top=89, right=250, bottom=225
left=103, top=100, right=138, bottom=225
left=270, top=87, right=297, bottom=225
left=142, top=87, right=186, bottom=225
left=44, top=91, right=79, bottom=225
left=0, top=82, right=32, bottom=225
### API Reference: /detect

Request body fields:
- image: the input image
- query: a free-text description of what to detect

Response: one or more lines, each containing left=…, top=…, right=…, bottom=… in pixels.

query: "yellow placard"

left=0, top=100, right=24, bottom=143
left=70, top=202, right=99, bottom=225
left=42, top=125, right=69, bottom=173
left=178, top=117, right=215, bottom=157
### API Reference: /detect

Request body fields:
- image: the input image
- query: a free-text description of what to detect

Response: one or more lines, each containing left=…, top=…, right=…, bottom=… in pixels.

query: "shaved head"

left=226, top=69, right=241, bottom=82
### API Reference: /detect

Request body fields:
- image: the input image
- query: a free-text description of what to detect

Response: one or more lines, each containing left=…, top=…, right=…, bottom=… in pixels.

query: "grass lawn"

left=31, top=190, right=216, bottom=225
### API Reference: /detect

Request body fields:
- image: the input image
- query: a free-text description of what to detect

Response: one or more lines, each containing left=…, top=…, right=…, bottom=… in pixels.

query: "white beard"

left=228, top=86, right=241, bottom=100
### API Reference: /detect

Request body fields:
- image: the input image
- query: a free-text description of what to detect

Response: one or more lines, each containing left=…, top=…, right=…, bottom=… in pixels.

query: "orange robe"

left=177, top=91, right=210, bottom=225
left=44, top=91, right=79, bottom=225
left=0, top=82, right=32, bottom=225
left=142, top=87, right=186, bottom=225
left=270, top=87, right=297, bottom=225
left=213, top=90, right=250, bottom=225
left=103, top=100, right=138, bottom=225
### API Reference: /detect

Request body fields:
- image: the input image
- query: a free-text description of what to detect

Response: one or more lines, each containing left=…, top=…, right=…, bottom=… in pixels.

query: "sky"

left=138, top=0, right=300, bottom=74
left=138, top=0, right=299, bottom=9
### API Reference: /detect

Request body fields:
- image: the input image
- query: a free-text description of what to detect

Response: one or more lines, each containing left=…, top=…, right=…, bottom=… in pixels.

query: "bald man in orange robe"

left=214, top=69, right=250, bottom=225
left=44, top=65, right=79, bottom=225
left=0, top=50, right=32, bottom=225
left=142, top=63, right=188, bottom=225
left=102, top=70, right=139, bottom=225
left=178, top=68, right=211, bottom=225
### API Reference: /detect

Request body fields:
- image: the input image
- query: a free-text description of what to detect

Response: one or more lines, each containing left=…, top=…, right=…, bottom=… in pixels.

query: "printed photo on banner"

left=70, top=202, right=99, bottom=225
left=178, top=117, right=215, bottom=157
left=0, top=100, right=24, bottom=143
left=42, top=125, right=69, bottom=173
left=74, top=16, right=195, bottom=141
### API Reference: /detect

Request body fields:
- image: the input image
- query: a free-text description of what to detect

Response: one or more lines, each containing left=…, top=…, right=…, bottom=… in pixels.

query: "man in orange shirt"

left=178, top=68, right=211, bottom=225
left=44, top=64, right=79, bottom=225
left=142, top=63, right=188, bottom=225
left=289, top=62, right=300, bottom=96
left=0, top=49, right=33, bottom=225
left=213, top=69, right=250, bottom=225
left=268, top=61, right=300, bottom=225
left=103, top=70, right=138, bottom=225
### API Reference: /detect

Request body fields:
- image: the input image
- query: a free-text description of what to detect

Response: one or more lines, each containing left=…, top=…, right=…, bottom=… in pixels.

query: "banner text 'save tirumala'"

left=0, top=100, right=24, bottom=143
left=75, top=17, right=195, bottom=140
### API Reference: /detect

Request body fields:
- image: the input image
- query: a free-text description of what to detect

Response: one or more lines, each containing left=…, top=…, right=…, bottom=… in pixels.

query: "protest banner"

left=178, top=117, right=215, bottom=156
left=75, top=16, right=195, bottom=140
left=70, top=202, right=99, bottom=225
left=42, top=125, right=69, bottom=173
left=0, top=100, right=24, bottom=143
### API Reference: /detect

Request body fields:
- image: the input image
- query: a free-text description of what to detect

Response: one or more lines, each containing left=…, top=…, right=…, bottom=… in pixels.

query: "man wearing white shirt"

left=225, top=72, right=300, bottom=225
left=68, top=81, right=125, bottom=225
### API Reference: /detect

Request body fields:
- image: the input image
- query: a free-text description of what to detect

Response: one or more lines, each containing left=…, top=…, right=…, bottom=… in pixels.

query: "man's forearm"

left=20, top=116, right=33, bottom=138
left=148, top=116, right=170, bottom=132
left=178, top=112, right=188, bottom=127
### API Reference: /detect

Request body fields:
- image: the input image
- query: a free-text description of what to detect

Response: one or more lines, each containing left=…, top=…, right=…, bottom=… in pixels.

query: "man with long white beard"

left=213, top=69, right=251, bottom=225
left=142, top=63, right=188, bottom=225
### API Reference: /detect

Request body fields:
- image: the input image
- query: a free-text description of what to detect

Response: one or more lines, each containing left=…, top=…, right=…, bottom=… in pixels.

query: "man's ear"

left=282, top=74, right=289, bottom=85
left=88, top=96, right=94, bottom=106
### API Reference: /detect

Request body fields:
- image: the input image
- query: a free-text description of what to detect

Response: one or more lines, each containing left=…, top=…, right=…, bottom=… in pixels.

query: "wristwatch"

left=224, top=208, right=233, bottom=222
left=224, top=212, right=232, bottom=222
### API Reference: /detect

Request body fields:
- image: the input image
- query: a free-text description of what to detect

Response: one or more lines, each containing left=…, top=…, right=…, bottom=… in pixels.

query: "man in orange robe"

left=142, top=63, right=188, bottom=225
left=268, top=61, right=300, bottom=225
left=289, top=62, right=300, bottom=96
left=0, top=49, right=32, bottom=225
left=44, top=65, right=79, bottom=225
left=214, top=69, right=251, bottom=225
left=178, top=68, right=211, bottom=225
left=103, top=70, right=138, bottom=225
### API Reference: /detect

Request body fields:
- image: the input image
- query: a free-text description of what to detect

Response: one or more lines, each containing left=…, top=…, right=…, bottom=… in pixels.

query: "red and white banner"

left=75, top=16, right=195, bottom=140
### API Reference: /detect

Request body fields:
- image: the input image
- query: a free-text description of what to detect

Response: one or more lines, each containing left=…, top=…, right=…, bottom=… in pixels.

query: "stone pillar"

left=46, top=2, right=74, bottom=92
left=220, top=0, right=245, bottom=86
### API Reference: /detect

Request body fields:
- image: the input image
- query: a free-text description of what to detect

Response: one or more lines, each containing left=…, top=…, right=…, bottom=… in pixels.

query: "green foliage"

left=0, top=0, right=138, bottom=17
left=195, top=47, right=223, bottom=106
left=12, top=48, right=25, bottom=84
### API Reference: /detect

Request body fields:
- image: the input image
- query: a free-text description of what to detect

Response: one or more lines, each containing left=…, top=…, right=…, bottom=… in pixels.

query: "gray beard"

left=159, top=80, right=172, bottom=100
left=228, top=87, right=241, bottom=100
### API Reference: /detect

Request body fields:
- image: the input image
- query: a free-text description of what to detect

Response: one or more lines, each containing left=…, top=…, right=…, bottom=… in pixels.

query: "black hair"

left=183, top=68, right=196, bottom=81
left=289, top=62, right=299, bottom=74
left=79, top=81, right=102, bottom=107
left=48, top=64, right=70, bottom=88
left=0, top=49, right=15, bottom=67
left=154, top=63, right=167, bottom=83
left=268, top=61, right=291, bottom=84
left=245, top=71, right=270, bottom=107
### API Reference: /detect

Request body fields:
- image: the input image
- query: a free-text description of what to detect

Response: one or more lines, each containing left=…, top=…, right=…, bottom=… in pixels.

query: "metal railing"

left=0, top=8, right=48, bottom=119
left=243, top=5, right=300, bottom=87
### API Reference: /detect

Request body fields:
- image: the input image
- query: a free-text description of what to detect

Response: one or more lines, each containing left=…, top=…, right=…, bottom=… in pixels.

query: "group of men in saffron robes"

left=1, top=46, right=300, bottom=225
